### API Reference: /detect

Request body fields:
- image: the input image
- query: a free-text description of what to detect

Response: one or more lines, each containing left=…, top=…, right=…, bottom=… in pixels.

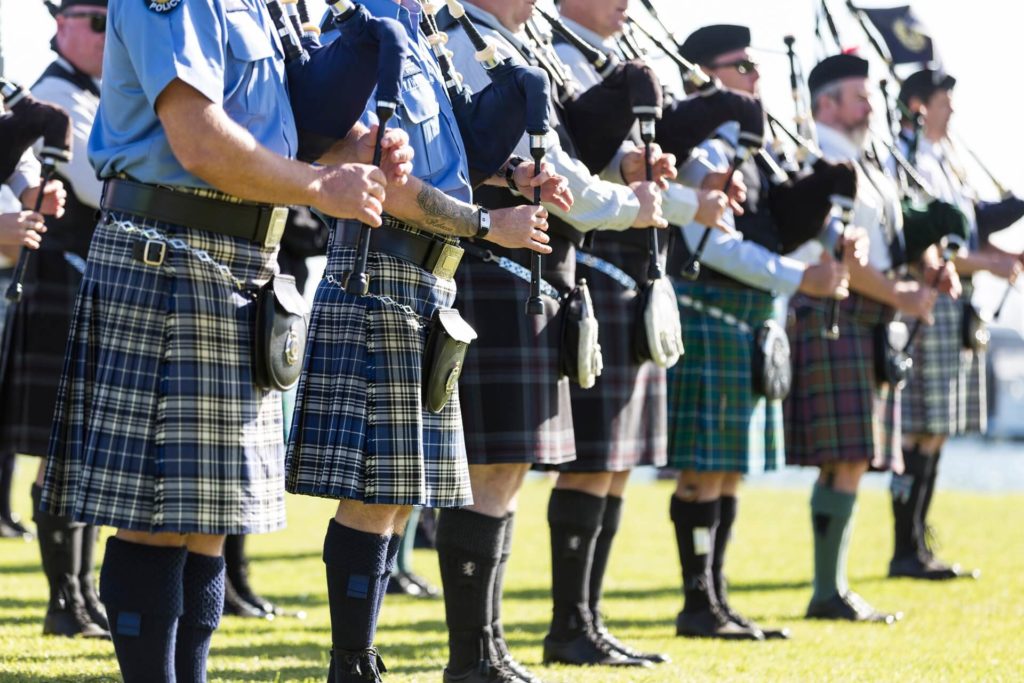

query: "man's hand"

left=620, top=143, right=677, bottom=189
left=352, top=125, right=414, bottom=187
left=989, top=252, right=1023, bottom=284
left=20, top=179, right=66, bottom=218
left=923, top=260, right=962, bottom=300
left=798, top=250, right=849, bottom=299
left=311, top=163, right=388, bottom=226
left=0, top=211, right=47, bottom=250
left=693, top=190, right=733, bottom=232
left=841, top=227, right=870, bottom=268
left=701, top=169, right=746, bottom=215
left=629, top=181, right=667, bottom=229
left=513, top=161, right=573, bottom=212
left=894, top=280, right=939, bottom=324
left=486, top=205, right=552, bottom=254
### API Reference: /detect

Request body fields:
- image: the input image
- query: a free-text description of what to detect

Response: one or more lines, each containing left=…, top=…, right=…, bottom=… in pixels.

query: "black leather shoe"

left=717, top=580, right=790, bottom=640
left=443, top=661, right=521, bottom=682
left=223, top=580, right=273, bottom=620
left=805, top=592, right=901, bottom=624
left=331, top=647, right=387, bottom=683
left=499, top=654, right=543, bottom=683
left=542, top=630, right=652, bottom=667
left=399, top=570, right=441, bottom=598
left=386, top=571, right=428, bottom=597
left=888, top=554, right=979, bottom=581
left=0, top=515, right=33, bottom=540
left=595, top=627, right=669, bottom=663
left=675, top=608, right=764, bottom=640
left=43, top=580, right=109, bottom=639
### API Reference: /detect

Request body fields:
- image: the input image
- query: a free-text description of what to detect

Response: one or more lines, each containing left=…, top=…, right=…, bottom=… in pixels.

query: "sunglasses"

left=710, top=59, right=759, bottom=76
left=63, top=11, right=106, bottom=34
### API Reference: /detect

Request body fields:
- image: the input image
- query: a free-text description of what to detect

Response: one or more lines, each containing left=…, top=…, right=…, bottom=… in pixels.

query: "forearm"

left=157, top=80, right=321, bottom=206
left=952, top=250, right=994, bottom=276
left=682, top=223, right=805, bottom=295
left=849, top=261, right=899, bottom=306
left=385, top=175, right=477, bottom=238
left=314, top=122, right=371, bottom=166
left=545, top=146, right=639, bottom=231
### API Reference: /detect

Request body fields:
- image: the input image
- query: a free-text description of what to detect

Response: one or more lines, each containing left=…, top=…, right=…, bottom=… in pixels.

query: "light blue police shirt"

left=89, top=0, right=298, bottom=188
left=329, top=0, right=471, bottom=203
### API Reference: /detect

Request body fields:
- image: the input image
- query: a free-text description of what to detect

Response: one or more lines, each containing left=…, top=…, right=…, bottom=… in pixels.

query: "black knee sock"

left=323, top=520, right=390, bottom=653
left=547, top=490, right=606, bottom=640
left=437, top=508, right=507, bottom=672
left=175, top=552, right=225, bottom=683
left=491, top=512, right=514, bottom=655
left=670, top=495, right=720, bottom=614
left=891, top=448, right=929, bottom=560
left=0, top=452, right=14, bottom=520
left=377, top=532, right=401, bottom=618
left=100, top=538, right=187, bottom=683
left=711, top=495, right=737, bottom=600
left=920, top=450, right=941, bottom=541
left=588, top=495, right=623, bottom=630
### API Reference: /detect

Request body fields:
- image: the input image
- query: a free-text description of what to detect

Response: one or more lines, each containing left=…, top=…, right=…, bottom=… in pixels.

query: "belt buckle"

left=263, top=206, right=289, bottom=248
left=431, top=243, right=463, bottom=280
left=142, top=239, right=166, bottom=266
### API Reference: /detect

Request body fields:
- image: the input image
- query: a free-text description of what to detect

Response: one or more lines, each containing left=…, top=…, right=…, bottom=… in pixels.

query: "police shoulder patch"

left=146, top=0, right=184, bottom=14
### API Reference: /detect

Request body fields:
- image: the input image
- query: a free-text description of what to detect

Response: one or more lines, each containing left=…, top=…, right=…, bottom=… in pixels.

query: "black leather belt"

left=100, top=178, right=289, bottom=248
left=334, top=217, right=463, bottom=280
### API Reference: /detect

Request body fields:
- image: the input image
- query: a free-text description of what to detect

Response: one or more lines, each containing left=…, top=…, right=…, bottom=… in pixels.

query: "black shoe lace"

left=336, top=647, right=386, bottom=680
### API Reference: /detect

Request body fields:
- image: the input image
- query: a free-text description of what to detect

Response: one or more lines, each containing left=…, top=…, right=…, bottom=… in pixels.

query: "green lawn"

left=1, top=456, right=1021, bottom=682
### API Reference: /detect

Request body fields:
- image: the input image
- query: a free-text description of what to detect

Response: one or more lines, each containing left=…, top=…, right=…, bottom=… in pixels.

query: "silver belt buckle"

left=432, top=243, right=463, bottom=280
left=263, top=206, right=289, bottom=248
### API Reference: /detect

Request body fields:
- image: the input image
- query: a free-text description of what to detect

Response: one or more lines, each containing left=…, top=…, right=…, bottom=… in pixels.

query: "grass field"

left=1, top=456, right=1022, bottom=682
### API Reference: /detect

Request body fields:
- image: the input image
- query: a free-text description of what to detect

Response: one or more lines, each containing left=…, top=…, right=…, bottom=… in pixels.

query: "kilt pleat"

left=959, top=282, right=987, bottom=434
left=784, top=292, right=902, bottom=472
left=666, top=281, right=782, bottom=474
left=564, top=240, right=666, bottom=472
left=901, top=293, right=961, bottom=436
left=455, top=237, right=576, bottom=467
left=42, top=212, right=286, bottom=535
left=0, top=251, right=82, bottom=456
left=286, top=221, right=471, bottom=508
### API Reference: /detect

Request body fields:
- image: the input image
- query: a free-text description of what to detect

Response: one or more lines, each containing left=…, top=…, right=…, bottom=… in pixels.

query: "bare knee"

left=607, top=470, right=631, bottom=498
left=674, top=471, right=726, bottom=502
left=555, top=471, right=614, bottom=497
left=334, top=499, right=410, bottom=535
left=824, top=461, right=868, bottom=493
left=468, top=463, right=530, bottom=517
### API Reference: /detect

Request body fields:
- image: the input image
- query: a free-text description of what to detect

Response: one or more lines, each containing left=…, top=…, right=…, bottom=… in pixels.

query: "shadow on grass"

left=0, top=561, right=44, bottom=575
left=212, top=639, right=449, bottom=678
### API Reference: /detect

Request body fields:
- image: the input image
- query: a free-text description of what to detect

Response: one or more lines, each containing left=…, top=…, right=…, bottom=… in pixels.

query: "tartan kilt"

left=959, top=282, right=987, bottom=434
left=286, top=220, right=471, bottom=508
left=784, top=292, right=902, bottom=472
left=42, top=212, right=287, bottom=535
left=455, top=237, right=576, bottom=467
left=0, top=250, right=84, bottom=457
left=563, top=239, right=666, bottom=472
left=666, top=281, right=783, bottom=474
left=901, top=293, right=961, bottom=436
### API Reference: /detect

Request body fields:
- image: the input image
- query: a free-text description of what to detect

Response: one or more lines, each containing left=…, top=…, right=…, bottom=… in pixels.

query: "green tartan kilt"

left=665, top=281, right=783, bottom=474
left=959, top=282, right=987, bottom=434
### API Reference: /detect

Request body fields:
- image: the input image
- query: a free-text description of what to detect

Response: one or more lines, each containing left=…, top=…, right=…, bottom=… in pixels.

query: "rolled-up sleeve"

left=5, top=149, right=41, bottom=202
left=680, top=223, right=806, bottom=295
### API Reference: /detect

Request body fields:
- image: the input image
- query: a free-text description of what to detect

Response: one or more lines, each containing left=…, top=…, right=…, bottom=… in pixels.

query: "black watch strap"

left=505, top=156, right=526, bottom=192
left=475, top=207, right=492, bottom=240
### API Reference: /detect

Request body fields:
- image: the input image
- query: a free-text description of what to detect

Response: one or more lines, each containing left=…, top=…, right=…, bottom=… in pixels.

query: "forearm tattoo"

left=410, top=183, right=477, bottom=237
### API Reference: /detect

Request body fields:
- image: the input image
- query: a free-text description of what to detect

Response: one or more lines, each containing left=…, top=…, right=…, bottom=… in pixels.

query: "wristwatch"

left=504, top=156, right=526, bottom=192
left=475, top=206, right=491, bottom=240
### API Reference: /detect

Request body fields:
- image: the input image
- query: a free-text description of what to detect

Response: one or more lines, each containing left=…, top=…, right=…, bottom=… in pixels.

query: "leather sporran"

left=253, top=274, right=310, bottom=391
left=560, top=280, right=604, bottom=389
left=422, top=308, right=477, bottom=414
left=634, top=276, right=684, bottom=369
left=751, top=319, right=792, bottom=400
left=873, top=321, right=912, bottom=388
left=961, top=302, right=990, bottom=352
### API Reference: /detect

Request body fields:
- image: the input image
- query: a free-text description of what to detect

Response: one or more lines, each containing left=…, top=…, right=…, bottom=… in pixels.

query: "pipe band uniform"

left=783, top=52, right=911, bottom=624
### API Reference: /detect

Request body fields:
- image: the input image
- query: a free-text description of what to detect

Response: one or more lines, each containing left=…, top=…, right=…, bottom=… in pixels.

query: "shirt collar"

left=815, top=122, right=862, bottom=162
left=361, top=0, right=421, bottom=35
left=558, top=15, right=616, bottom=53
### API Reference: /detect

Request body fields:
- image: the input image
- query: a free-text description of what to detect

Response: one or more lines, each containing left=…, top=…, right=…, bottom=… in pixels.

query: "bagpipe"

left=264, top=0, right=408, bottom=163
left=0, top=78, right=73, bottom=303
left=426, top=0, right=553, bottom=314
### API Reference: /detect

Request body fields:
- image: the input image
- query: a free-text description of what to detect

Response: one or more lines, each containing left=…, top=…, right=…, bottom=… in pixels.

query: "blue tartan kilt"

left=286, top=221, right=471, bottom=509
left=563, top=239, right=667, bottom=472
left=902, top=293, right=961, bottom=436
left=455, top=238, right=576, bottom=467
left=42, top=212, right=287, bottom=535
left=666, top=281, right=782, bottom=474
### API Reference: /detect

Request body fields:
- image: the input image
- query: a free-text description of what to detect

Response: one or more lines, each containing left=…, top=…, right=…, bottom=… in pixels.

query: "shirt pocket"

left=225, top=9, right=275, bottom=63
left=398, top=67, right=454, bottom=182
